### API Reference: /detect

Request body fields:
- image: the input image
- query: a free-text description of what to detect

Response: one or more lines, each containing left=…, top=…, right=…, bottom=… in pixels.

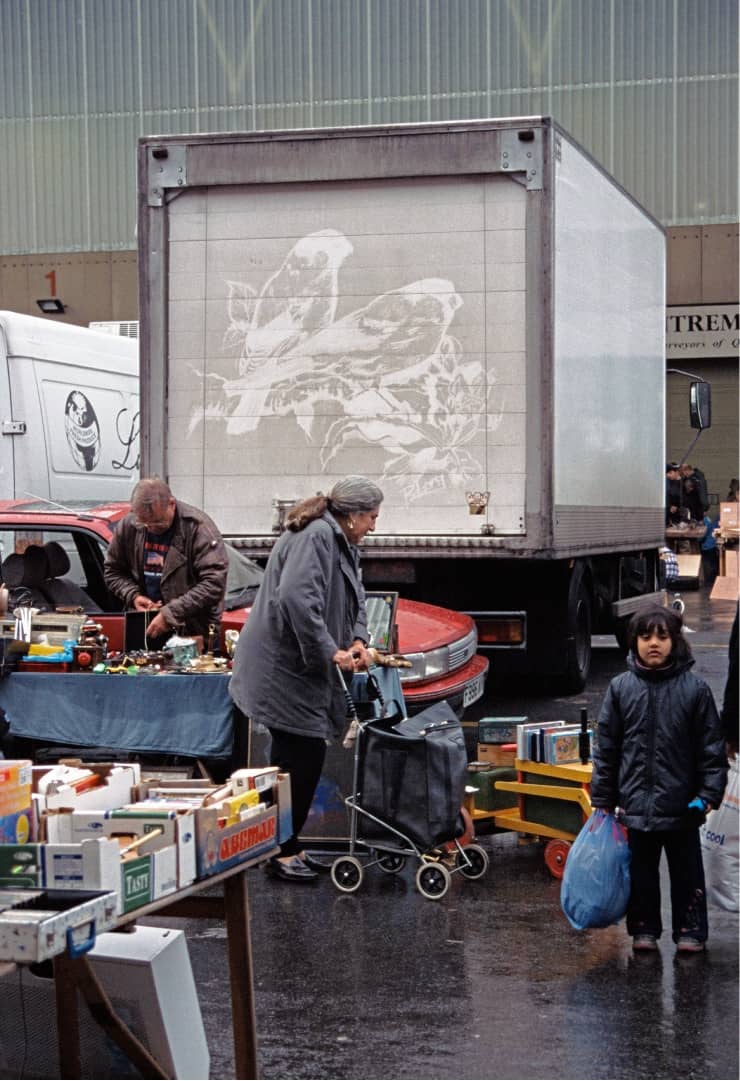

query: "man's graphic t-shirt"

left=143, top=526, right=175, bottom=602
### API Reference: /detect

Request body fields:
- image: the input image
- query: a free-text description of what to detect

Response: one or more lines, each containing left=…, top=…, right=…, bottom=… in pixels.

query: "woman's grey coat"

left=229, top=512, right=369, bottom=740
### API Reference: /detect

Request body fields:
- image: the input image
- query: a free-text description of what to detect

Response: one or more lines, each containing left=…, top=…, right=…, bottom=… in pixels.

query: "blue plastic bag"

left=560, top=809, right=631, bottom=930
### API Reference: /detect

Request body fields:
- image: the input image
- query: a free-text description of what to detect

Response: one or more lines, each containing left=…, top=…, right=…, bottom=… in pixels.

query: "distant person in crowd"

left=659, top=545, right=680, bottom=589
left=720, top=604, right=739, bottom=760
left=104, top=476, right=228, bottom=648
left=665, top=463, right=683, bottom=525
left=680, top=462, right=709, bottom=514
left=230, top=475, right=383, bottom=882
left=681, top=477, right=705, bottom=523
left=591, top=604, right=727, bottom=954
left=726, top=478, right=739, bottom=503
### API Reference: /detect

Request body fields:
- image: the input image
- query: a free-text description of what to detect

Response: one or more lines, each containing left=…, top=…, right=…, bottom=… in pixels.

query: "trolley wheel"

left=544, top=838, right=571, bottom=879
left=377, top=853, right=407, bottom=874
left=331, top=856, right=364, bottom=893
left=456, top=843, right=490, bottom=880
left=444, top=805, right=475, bottom=852
left=416, top=862, right=451, bottom=900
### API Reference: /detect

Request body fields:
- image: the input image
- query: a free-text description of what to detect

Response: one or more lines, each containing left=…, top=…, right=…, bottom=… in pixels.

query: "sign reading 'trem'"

left=666, top=303, right=740, bottom=359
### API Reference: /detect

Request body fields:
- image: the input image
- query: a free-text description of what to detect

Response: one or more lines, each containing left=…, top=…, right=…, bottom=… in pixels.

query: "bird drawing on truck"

left=192, top=229, right=490, bottom=502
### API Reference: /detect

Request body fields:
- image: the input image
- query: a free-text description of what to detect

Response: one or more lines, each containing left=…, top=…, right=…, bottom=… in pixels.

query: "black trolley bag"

left=357, top=700, right=468, bottom=850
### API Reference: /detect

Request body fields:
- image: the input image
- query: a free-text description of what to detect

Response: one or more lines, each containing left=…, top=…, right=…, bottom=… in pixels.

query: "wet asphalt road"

left=145, top=587, right=739, bottom=1081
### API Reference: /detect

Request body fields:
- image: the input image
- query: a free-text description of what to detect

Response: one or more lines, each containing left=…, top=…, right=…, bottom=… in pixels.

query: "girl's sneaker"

left=676, top=936, right=705, bottom=953
left=632, top=934, right=658, bottom=951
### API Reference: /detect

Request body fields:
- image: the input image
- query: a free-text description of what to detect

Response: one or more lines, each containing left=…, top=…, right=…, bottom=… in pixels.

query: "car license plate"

left=463, top=671, right=486, bottom=708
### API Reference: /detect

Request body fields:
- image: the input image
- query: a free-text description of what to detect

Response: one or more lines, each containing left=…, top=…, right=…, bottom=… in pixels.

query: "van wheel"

left=560, top=568, right=592, bottom=693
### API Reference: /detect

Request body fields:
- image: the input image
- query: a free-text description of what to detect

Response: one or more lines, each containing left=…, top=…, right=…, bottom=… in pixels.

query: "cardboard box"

left=88, top=926, right=210, bottom=1080
left=719, top=501, right=739, bottom=531
left=0, top=843, right=43, bottom=887
left=195, top=803, right=277, bottom=878
left=104, top=808, right=196, bottom=888
left=43, top=838, right=121, bottom=908
left=0, top=760, right=33, bottom=844
left=120, top=848, right=178, bottom=913
left=32, top=762, right=140, bottom=813
left=231, top=767, right=280, bottom=793
left=476, top=743, right=517, bottom=767
left=0, top=888, right=118, bottom=963
left=43, top=812, right=185, bottom=908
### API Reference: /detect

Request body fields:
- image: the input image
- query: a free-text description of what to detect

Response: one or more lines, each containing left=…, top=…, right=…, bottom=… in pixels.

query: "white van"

left=0, top=311, right=139, bottom=503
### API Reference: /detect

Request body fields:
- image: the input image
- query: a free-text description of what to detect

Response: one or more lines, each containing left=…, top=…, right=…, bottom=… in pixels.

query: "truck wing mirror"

left=689, top=381, right=711, bottom=430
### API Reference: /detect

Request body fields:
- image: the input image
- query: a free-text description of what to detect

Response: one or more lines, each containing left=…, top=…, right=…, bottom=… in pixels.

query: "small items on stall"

left=72, top=619, right=109, bottom=670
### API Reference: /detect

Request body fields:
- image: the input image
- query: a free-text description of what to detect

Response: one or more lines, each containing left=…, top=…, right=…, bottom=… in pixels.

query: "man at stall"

left=104, top=476, right=228, bottom=649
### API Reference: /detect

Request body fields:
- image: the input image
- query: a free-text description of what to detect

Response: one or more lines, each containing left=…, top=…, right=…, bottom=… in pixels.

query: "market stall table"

left=3, top=852, right=277, bottom=1079
left=1, top=671, right=246, bottom=773
left=665, top=523, right=707, bottom=554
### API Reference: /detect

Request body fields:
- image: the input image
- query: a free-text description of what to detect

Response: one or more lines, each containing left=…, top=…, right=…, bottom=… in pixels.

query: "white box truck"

left=0, top=312, right=139, bottom=503
left=137, top=117, right=681, bottom=690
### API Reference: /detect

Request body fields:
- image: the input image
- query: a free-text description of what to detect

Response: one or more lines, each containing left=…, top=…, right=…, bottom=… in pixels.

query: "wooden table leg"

left=224, top=871, right=259, bottom=1079
left=54, top=952, right=82, bottom=1079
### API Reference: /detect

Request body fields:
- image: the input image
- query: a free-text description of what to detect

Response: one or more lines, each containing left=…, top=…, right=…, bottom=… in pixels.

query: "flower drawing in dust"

left=217, top=229, right=353, bottom=433
left=195, top=229, right=486, bottom=502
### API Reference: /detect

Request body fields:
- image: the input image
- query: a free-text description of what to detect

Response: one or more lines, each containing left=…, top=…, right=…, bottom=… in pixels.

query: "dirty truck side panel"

left=551, top=137, right=665, bottom=545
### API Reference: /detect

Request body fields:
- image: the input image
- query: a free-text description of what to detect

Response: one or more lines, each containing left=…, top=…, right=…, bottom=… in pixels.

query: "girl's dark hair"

left=627, top=603, right=692, bottom=662
left=285, top=476, right=384, bottom=532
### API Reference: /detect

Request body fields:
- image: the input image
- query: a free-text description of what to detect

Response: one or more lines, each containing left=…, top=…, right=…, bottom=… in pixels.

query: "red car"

left=0, top=500, right=488, bottom=716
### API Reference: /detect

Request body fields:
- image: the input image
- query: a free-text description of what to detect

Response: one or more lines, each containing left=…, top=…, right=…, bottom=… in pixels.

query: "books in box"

left=516, top=720, right=566, bottom=760
left=541, top=726, right=593, bottom=765
left=0, top=760, right=32, bottom=844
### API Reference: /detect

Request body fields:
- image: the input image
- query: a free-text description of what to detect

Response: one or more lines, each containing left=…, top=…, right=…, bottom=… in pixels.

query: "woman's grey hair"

left=285, top=475, right=384, bottom=532
left=327, top=476, right=384, bottom=516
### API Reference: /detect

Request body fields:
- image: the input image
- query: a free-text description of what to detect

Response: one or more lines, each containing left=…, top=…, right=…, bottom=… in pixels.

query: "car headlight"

left=398, top=628, right=477, bottom=684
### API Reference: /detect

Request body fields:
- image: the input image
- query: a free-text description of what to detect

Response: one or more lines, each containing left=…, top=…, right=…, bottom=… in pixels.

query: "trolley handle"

left=418, top=721, right=457, bottom=735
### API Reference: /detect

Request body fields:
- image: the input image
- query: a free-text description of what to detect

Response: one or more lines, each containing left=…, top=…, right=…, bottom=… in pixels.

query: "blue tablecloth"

left=2, top=672, right=235, bottom=759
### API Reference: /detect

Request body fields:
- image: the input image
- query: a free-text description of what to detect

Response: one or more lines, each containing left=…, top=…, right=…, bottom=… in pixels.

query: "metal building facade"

left=0, top=0, right=737, bottom=255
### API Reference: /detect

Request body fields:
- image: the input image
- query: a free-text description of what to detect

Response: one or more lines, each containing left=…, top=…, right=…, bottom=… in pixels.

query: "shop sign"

left=666, top=303, right=739, bottom=359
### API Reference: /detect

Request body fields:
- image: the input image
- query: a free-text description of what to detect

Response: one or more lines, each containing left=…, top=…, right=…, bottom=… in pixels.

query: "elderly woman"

left=229, top=475, right=384, bottom=881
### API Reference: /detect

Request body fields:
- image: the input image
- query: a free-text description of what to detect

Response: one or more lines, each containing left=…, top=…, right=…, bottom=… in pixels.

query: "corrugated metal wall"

left=0, top=0, right=737, bottom=254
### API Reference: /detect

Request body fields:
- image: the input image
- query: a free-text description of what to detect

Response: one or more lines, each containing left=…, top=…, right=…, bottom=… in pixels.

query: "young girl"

left=591, top=604, right=728, bottom=953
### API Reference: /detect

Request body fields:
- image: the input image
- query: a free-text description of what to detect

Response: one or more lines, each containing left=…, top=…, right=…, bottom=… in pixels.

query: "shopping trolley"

left=329, top=667, right=490, bottom=900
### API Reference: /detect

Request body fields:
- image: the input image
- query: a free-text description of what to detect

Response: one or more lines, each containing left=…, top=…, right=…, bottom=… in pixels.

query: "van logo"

left=65, top=390, right=101, bottom=471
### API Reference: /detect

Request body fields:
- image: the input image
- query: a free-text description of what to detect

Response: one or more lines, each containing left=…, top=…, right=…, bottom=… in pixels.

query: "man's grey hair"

left=131, top=476, right=173, bottom=510
left=327, top=476, right=384, bottom=515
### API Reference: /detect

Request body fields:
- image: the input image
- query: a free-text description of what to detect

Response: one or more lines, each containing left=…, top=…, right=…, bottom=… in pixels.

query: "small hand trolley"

left=330, top=668, right=490, bottom=900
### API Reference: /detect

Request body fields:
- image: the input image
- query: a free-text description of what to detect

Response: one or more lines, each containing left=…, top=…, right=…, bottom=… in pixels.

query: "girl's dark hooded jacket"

left=591, top=653, right=727, bottom=830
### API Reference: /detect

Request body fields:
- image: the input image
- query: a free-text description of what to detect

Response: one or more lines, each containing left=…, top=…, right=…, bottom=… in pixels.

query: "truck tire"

left=561, top=567, right=592, bottom=693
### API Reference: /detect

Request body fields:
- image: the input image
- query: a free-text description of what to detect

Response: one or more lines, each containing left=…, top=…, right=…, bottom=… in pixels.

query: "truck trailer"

left=137, top=117, right=672, bottom=691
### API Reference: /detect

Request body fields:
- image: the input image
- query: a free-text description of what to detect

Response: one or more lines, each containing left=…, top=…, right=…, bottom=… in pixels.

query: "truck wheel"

left=561, top=568, right=592, bottom=693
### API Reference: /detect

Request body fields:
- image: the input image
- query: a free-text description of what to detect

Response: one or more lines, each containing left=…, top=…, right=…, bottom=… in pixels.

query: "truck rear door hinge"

left=2, top=420, right=26, bottom=435
left=147, top=144, right=188, bottom=206
left=499, top=128, right=544, bottom=189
